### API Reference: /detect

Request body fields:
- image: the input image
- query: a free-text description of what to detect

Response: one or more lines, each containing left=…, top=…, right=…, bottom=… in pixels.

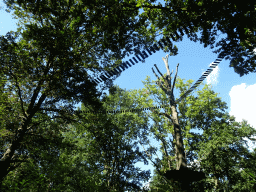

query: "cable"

left=77, top=104, right=169, bottom=115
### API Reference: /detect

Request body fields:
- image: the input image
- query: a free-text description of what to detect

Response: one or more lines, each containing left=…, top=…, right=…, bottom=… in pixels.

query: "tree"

left=66, top=85, right=152, bottom=191
left=127, top=74, right=256, bottom=191
left=2, top=85, right=153, bottom=191
left=151, top=55, right=186, bottom=171
left=1, top=0, right=256, bottom=190
left=0, top=0, right=166, bottom=187
left=4, top=0, right=256, bottom=77
left=132, top=74, right=256, bottom=191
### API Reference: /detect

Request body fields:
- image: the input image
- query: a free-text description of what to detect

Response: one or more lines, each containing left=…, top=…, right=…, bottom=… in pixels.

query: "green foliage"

left=21, top=85, right=152, bottom=191
left=130, top=75, right=256, bottom=191
left=0, top=0, right=163, bottom=189
left=74, top=85, right=152, bottom=191
left=1, top=84, right=152, bottom=191
left=1, top=0, right=256, bottom=191
left=136, top=0, right=256, bottom=76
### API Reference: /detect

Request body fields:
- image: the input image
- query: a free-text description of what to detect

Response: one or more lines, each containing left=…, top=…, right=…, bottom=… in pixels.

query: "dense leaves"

left=0, top=0, right=163, bottom=187
left=131, top=75, right=256, bottom=191
left=121, top=0, right=256, bottom=76
left=72, top=85, right=152, bottom=191
left=4, top=0, right=256, bottom=76
left=2, top=85, right=153, bottom=191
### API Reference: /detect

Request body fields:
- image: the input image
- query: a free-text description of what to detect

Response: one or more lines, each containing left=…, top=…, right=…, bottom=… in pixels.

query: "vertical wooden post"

left=153, top=55, right=206, bottom=191
left=152, top=54, right=187, bottom=170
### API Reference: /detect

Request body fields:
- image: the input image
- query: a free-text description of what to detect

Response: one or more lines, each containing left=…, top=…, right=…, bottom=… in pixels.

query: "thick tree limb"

left=154, top=64, right=164, bottom=78
left=10, top=71, right=27, bottom=119
left=27, top=54, right=53, bottom=115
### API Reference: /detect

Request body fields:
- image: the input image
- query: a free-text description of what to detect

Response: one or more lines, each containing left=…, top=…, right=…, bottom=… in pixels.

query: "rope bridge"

left=83, top=20, right=227, bottom=114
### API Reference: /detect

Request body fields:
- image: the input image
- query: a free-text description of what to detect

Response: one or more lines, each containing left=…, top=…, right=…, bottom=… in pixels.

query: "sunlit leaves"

left=134, top=74, right=256, bottom=190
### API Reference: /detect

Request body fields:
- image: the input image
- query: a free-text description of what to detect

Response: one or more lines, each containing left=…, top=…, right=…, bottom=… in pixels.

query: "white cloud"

left=229, top=83, right=256, bottom=151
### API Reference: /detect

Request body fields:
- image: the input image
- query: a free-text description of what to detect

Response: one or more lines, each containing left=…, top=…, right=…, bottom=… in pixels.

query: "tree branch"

left=170, top=69, right=174, bottom=78
left=138, top=139, right=173, bottom=188
left=162, top=54, right=174, bottom=88
left=171, top=63, right=179, bottom=95
left=162, top=54, right=171, bottom=77
left=9, top=71, right=27, bottom=119
left=152, top=67, right=163, bottom=89
left=152, top=65, right=167, bottom=92
left=27, top=53, right=54, bottom=115
left=28, top=93, right=47, bottom=119
left=151, top=67, right=160, bottom=80
left=154, top=64, right=164, bottom=79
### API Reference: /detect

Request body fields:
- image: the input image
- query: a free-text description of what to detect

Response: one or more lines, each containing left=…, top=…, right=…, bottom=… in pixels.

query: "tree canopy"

left=0, top=0, right=163, bottom=186
left=1, top=0, right=256, bottom=191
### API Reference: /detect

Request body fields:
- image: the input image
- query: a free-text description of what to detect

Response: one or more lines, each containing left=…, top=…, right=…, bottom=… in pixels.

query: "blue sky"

left=1, top=1, right=256, bottom=188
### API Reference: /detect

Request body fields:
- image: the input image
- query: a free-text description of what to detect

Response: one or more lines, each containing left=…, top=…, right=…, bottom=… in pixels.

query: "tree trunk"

left=0, top=128, right=25, bottom=186
left=170, top=105, right=187, bottom=170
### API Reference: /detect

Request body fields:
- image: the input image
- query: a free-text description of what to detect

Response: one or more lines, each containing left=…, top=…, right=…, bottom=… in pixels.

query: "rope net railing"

left=175, top=53, right=226, bottom=104
left=77, top=104, right=170, bottom=115
left=92, top=27, right=184, bottom=84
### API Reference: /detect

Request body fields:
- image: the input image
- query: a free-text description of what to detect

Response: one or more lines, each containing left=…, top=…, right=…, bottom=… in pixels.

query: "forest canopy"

left=1, top=0, right=256, bottom=191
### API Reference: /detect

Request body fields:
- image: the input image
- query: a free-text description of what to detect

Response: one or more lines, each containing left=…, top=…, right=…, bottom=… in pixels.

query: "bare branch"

left=152, top=67, right=160, bottom=81
left=153, top=64, right=171, bottom=91
left=171, top=63, right=179, bottom=95
left=152, top=67, right=164, bottom=89
left=154, top=64, right=164, bottom=78
left=162, top=54, right=171, bottom=77
left=170, top=69, right=174, bottom=77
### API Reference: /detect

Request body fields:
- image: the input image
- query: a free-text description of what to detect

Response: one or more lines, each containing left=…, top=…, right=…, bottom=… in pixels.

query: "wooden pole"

left=152, top=54, right=187, bottom=170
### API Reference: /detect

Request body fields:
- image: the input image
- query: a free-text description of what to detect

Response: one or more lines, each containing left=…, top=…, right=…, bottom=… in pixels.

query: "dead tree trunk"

left=152, top=54, right=187, bottom=170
